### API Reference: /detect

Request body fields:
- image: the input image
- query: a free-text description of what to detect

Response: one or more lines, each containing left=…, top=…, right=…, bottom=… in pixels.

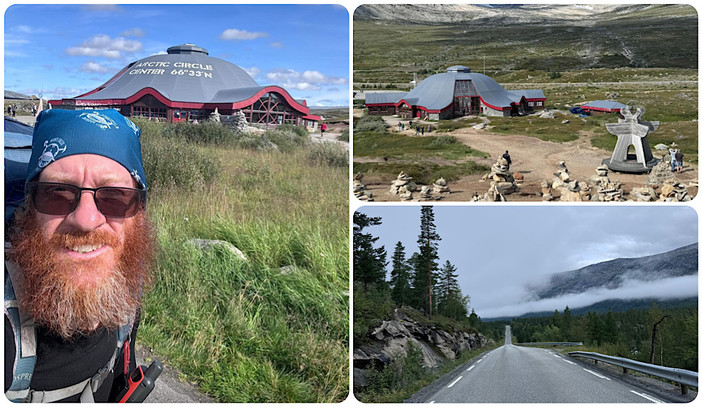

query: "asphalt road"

left=416, top=326, right=666, bottom=403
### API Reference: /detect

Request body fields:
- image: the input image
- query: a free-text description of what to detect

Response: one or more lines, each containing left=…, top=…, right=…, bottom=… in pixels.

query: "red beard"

left=9, top=208, right=155, bottom=339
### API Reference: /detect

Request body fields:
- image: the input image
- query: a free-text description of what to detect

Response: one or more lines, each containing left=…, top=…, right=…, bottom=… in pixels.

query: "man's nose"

left=64, top=191, right=106, bottom=231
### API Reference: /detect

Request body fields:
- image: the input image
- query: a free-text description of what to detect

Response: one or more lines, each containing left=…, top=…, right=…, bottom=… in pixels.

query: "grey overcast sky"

left=356, top=205, right=698, bottom=318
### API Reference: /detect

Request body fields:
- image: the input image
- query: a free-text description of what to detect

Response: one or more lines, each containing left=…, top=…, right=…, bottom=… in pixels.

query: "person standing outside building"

left=5, top=109, right=157, bottom=402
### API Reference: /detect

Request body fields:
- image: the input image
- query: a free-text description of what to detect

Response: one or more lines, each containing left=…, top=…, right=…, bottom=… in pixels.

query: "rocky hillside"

left=353, top=307, right=490, bottom=391
left=532, top=243, right=698, bottom=299
left=354, top=4, right=694, bottom=26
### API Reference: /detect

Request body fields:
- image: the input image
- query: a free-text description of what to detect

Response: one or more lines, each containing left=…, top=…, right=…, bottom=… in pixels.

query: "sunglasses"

left=26, top=182, right=146, bottom=218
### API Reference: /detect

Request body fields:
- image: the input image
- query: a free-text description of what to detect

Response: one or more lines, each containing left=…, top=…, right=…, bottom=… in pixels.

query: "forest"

left=354, top=207, right=480, bottom=346
left=482, top=303, right=698, bottom=371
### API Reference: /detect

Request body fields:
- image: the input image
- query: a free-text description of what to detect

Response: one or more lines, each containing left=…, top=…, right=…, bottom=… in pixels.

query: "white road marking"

left=477, top=359, right=482, bottom=363
left=466, top=365, right=475, bottom=372
left=630, top=390, right=663, bottom=403
left=429, top=401, right=436, bottom=404
left=564, top=359, right=576, bottom=365
left=447, top=376, right=463, bottom=388
left=583, top=369, right=611, bottom=380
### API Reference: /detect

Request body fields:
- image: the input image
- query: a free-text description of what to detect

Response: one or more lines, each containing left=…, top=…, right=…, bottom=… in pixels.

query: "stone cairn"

left=657, top=180, right=692, bottom=202
left=208, top=107, right=221, bottom=123
left=389, top=171, right=418, bottom=201
left=353, top=173, right=374, bottom=201
left=478, top=157, right=518, bottom=201
left=432, top=178, right=451, bottom=195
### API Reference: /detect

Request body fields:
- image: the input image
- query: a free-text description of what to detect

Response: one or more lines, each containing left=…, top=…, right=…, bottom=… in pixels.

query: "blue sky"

left=356, top=205, right=698, bottom=318
left=4, top=4, right=349, bottom=106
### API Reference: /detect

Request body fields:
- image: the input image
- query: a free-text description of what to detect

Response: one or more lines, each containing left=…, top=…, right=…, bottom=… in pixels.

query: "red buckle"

left=123, top=339, right=130, bottom=375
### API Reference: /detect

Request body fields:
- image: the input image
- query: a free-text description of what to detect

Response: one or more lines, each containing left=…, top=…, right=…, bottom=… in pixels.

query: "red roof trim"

left=50, top=85, right=312, bottom=117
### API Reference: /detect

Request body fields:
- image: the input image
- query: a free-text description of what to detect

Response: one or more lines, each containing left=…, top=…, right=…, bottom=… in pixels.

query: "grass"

left=133, top=119, right=349, bottom=402
left=356, top=340, right=500, bottom=403
left=353, top=161, right=489, bottom=185
left=354, top=131, right=489, bottom=160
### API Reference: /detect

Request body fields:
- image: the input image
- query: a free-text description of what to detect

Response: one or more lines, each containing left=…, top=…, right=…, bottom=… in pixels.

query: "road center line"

left=583, top=369, right=611, bottom=380
left=447, top=376, right=463, bottom=388
left=630, top=390, right=663, bottom=403
left=466, top=365, right=475, bottom=372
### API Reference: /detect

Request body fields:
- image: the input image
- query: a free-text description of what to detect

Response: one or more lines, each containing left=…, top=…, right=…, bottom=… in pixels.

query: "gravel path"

left=356, top=117, right=698, bottom=202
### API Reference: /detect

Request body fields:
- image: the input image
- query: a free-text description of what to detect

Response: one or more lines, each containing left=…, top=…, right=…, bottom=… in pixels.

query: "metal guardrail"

left=569, top=351, right=698, bottom=394
left=518, top=342, right=583, bottom=347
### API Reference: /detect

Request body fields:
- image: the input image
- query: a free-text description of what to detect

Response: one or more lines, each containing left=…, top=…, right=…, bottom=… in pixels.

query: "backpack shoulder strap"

left=5, top=256, right=133, bottom=402
left=4, top=260, right=38, bottom=403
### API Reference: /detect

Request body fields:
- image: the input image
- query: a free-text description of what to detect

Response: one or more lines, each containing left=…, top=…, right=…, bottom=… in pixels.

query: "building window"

left=528, top=101, right=534, bottom=107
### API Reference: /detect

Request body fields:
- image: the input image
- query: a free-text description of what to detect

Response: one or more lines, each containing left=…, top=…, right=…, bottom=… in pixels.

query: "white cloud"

left=219, top=29, right=269, bottom=41
left=121, top=28, right=145, bottom=37
left=479, top=275, right=698, bottom=319
left=264, top=68, right=348, bottom=91
left=79, top=61, right=109, bottom=73
left=66, top=34, right=142, bottom=59
left=270, top=42, right=285, bottom=48
left=243, top=66, right=262, bottom=79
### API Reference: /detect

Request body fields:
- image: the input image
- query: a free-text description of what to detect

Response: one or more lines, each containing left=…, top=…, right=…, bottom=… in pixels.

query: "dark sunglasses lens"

left=31, top=183, right=80, bottom=215
left=95, top=188, right=142, bottom=217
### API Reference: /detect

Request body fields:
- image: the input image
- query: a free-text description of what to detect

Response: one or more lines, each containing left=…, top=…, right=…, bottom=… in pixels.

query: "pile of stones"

left=646, top=159, right=677, bottom=185
left=657, top=181, right=692, bottom=202
left=432, top=178, right=451, bottom=194
left=389, top=171, right=418, bottom=201
left=353, top=173, right=374, bottom=201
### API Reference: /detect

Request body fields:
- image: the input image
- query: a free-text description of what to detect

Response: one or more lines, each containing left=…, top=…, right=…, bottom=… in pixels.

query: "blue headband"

left=27, top=109, right=147, bottom=194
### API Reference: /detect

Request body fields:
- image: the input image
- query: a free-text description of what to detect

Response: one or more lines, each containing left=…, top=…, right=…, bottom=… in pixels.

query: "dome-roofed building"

left=365, top=66, right=545, bottom=119
left=50, top=44, right=320, bottom=128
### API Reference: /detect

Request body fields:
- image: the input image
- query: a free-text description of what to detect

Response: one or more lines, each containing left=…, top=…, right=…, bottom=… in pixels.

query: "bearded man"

left=5, top=109, right=156, bottom=402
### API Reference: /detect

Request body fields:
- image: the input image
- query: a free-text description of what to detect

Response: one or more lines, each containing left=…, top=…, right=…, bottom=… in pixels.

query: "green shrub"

left=264, top=125, right=310, bottom=152
left=431, top=135, right=457, bottom=147
left=366, top=342, right=426, bottom=393
left=161, top=121, right=238, bottom=145
left=308, top=142, right=349, bottom=168
left=355, top=116, right=388, bottom=132
left=140, top=127, right=221, bottom=190
left=339, top=128, right=349, bottom=142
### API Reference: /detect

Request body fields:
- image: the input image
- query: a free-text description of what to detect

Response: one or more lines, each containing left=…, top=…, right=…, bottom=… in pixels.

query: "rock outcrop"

left=353, top=308, right=490, bottom=393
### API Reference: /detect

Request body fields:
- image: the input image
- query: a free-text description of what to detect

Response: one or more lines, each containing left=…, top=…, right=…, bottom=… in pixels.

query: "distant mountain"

left=511, top=297, right=698, bottom=320
left=354, top=4, right=693, bottom=25
left=4, top=90, right=32, bottom=100
left=532, top=243, right=698, bottom=300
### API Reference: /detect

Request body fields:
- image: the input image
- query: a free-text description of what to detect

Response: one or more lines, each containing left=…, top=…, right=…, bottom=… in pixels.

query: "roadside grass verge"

left=354, top=161, right=490, bottom=185
left=135, top=120, right=349, bottom=402
left=354, top=131, right=490, bottom=160
left=356, top=342, right=501, bottom=403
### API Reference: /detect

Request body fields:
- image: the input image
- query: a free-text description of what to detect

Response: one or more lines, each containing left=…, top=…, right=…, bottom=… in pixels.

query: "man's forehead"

left=38, top=154, right=133, bottom=185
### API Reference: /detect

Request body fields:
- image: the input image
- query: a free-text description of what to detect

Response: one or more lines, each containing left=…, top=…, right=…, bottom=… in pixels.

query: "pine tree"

left=436, top=260, right=468, bottom=320
left=353, top=212, right=388, bottom=291
left=413, top=206, right=441, bottom=316
left=389, top=241, right=411, bottom=306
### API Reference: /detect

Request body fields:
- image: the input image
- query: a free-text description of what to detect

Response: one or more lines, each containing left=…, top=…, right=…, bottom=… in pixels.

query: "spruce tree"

left=414, top=206, right=441, bottom=316
left=436, top=260, right=468, bottom=320
left=353, top=212, right=388, bottom=291
left=389, top=241, right=411, bottom=306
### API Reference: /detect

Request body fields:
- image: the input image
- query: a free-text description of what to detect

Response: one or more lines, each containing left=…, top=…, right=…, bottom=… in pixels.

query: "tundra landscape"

left=352, top=4, right=698, bottom=202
